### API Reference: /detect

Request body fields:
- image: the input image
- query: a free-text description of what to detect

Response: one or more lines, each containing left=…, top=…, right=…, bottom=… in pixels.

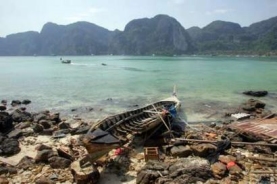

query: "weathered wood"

left=247, top=156, right=277, bottom=162
left=171, top=138, right=277, bottom=147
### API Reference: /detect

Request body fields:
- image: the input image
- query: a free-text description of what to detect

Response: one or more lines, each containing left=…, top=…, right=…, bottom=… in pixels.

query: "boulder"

left=170, top=145, right=192, bottom=157
left=48, top=156, right=71, bottom=169
left=0, top=165, right=17, bottom=175
left=168, top=157, right=212, bottom=183
left=16, top=121, right=31, bottom=129
left=0, top=138, right=21, bottom=156
left=0, top=112, right=13, bottom=133
left=35, top=144, right=52, bottom=151
left=33, top=113, right=48, bottom=123
left=40, top=128, right=54, bottom=135
left=243, top=90, right=268, bottom=97
left=35, top=150, right=57, bottom=163
left=0, top=105, right=6, bottom=111
left=49, top=113, right=61, bottom=124
left=11, top=100, right=21, bottom=106
left=16, top=156, right=35, bottom=170
left=8, top=129, right=23, bottom=139
left=22, top=99, right=31, bottom=105
left=241, top=99, right=266, bottom=112
left=32, top=124, right=44, bottom=133
left=70, top=125, right=90, bottom=135
left=11, top=109, right=32, bottom=122
left=211, top=162, right=226, bottom=179
left=190, top=143, right=217, bottom=157
left=136, top=170, right=160, bottom=184
left=39, top=120, right=52, bottom=129
left=1, top=100, right=7, bottom=105
left=218, top=155, right=236, bottom=164
left=0, top=177, right=9, bottom=184
left=53, top=129, right=70, bottom=138
left=58, top=122, right=70, bottom=129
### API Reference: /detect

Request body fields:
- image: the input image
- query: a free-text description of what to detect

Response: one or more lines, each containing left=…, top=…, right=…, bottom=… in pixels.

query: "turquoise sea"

left=0, top=56, right=277, bottom=122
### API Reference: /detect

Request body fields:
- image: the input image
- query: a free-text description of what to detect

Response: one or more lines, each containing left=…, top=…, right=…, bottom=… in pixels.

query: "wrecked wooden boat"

left=90, top=95, right=180, bottom=141
left=80, top=90, right=181, bottom=164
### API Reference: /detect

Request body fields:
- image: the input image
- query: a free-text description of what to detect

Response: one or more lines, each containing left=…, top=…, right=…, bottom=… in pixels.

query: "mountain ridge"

left=0, top=14, right=276, bottom=56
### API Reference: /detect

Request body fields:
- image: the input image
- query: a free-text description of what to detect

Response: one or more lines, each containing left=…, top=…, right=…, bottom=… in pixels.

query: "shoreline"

left=0, top=94, right=276, bottom=183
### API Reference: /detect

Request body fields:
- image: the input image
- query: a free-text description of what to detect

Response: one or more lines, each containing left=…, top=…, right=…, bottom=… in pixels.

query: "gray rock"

left=35, top=176, right=55, bottom=184
left=0, top=112, right=13, bottom=133
left=137, top=170, right=160, bottom=184
left=190, top=143, right=217, bottom=157
left=33, top=113, right=48, bottom=123
left=35, top=144, right=52, bottom=151
left=11, top=100, right=21, bottom=106
left=32, top=124, right=44, bottom=133
left=49, top=113, right=61, bottom=124
left=35, top=150, right=57, bottom=163
left=0, top=165, right=17, bottom=175
left=40, top=128, right=54, bottom=135
left=11, top=108, right=32, bottom=122
left=16, top=156, right=35, bottom=170
left=0, top=138, right=21, bottom=156
left=8, top=129, right=23, bottom=139
left=0, top=105, right=6, bottom=111
left=16, top=121, right=31, bottom=129
left=243, top=90, right=268, bottom=97
left=39, top=120, right=52, bottom=129
left=48, top=156, right=71, bottom=168
left=170, top=145, right=192, bottom=157
left=22, top=99, right=31, bottom=105
left=58, top=122, right=70, bottom=129
left=71, top=125, right=90, bottom=135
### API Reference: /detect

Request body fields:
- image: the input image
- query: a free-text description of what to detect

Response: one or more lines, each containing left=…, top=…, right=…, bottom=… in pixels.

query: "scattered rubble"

left=0, top=98, right=277, bottom=184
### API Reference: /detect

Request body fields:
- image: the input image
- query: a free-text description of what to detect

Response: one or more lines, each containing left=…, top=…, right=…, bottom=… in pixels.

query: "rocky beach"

left=1, top=90, right=277, bottom=184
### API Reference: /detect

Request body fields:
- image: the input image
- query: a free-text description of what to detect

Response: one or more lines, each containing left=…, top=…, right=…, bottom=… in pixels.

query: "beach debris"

left=144, top=147, right=159, bottom=162
left=231, top=113, right=250, bottom=120
left=243, top=90, right=268, bottom=97
left=71, top=159, right=100, bottom=184
left=228, top=117, right=277, bottom=140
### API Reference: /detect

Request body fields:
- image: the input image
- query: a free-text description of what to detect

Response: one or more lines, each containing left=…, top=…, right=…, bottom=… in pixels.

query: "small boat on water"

left=80, top=87, right=182, bottom=163
left=61, top=60, right=71, bottom=64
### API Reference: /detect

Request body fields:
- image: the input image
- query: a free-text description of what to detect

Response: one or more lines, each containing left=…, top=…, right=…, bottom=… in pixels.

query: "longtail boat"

left=80, top=88, right=181, bottom=164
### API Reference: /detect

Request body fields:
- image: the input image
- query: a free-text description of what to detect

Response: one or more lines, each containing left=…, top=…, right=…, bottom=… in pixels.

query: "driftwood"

left=171, top=138, right=277, bottom=147
left=251, top=170, right=277, bottom=174
left=246, top=156, right=277, bottom=162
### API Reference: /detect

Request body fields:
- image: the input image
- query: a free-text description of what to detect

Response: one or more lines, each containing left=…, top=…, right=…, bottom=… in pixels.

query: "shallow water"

left=0, top=56, right=277, bottom=122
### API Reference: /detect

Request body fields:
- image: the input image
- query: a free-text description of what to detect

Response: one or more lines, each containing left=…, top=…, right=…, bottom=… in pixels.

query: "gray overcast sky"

left=0, top=0, right=277, bottom=37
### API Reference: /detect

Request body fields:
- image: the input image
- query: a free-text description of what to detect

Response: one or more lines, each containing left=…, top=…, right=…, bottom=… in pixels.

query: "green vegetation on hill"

left=187, top=17, right=277, bottom=55
left=0, top=15, right=277, bottom=56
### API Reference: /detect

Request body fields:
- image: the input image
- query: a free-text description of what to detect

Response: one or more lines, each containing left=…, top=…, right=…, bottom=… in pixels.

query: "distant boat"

left=61, top=60, right=71, bottom=64
left=101, top=63, right=107, bottom=66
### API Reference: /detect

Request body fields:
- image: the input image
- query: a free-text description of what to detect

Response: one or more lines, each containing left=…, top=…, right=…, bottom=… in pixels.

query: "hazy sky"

left=0, top=0, right=277, bottom=37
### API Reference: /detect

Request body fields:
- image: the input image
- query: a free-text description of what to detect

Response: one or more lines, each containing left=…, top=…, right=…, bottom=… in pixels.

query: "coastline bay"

left=0, top=56, right=277, bottom=122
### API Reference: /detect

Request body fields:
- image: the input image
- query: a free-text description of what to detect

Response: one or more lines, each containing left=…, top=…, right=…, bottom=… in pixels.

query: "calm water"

left=0, top=56, right=277, bottom=122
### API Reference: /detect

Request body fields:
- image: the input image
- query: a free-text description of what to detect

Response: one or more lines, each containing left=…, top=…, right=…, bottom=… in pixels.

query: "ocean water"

left=0, top=56, right=277, bottom=122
